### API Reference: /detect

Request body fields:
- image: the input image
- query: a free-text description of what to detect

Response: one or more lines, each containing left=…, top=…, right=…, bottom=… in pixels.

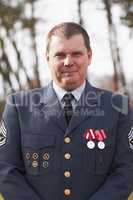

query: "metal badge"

left=25, top=152, right=31, bottom=160
left=98, top=141, right=105, bottom=149
left=0, top=193, right=4, bottom=200
left=42, top=161, right=49, bottom=168
left=87, top=140, right=95, bottom=149
left=32, top=161, right=38, bottom=168
left=43, top=153, right=50, bottom=160
left=32, top=153, right=39, bottom=160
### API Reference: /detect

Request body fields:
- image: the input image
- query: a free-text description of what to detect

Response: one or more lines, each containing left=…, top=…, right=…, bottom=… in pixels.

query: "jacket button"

left=64, top=189, right=71, bottom=196
left=64, top=171, right=71, bottom=178
left=64, top=153, right=71, bottom=160
left=64, top=137, right=71, bottom=144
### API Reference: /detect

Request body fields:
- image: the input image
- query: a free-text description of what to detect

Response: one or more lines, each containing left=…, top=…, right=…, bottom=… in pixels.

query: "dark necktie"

left=63, top=93, right=74, bottom=125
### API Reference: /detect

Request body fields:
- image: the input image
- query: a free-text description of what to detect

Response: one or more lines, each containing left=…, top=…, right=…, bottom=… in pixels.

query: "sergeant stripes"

left=128, top=127, right=133, bottom=149
left=0, top=121, right=7, bottom=146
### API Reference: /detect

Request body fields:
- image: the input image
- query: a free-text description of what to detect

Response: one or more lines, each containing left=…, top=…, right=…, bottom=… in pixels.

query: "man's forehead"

left=50, top=34, right=84, bottom=41
left=49, top=34, right=86, bottom=50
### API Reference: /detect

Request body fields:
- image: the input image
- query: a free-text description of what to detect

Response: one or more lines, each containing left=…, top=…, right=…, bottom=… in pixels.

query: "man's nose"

left=64, top=55, right=73, bottom=66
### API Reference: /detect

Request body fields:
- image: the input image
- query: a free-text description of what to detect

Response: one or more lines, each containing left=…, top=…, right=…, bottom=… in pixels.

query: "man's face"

left=46, top=34, right=92, bottom=91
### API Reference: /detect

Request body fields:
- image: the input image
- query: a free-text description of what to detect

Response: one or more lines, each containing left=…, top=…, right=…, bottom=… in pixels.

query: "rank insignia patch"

left=128, top=127, right=133, bottom=150
left=0, top=120, right=7, bottom=146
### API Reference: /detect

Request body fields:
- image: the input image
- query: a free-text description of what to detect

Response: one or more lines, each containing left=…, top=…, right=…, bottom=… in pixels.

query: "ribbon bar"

left=84, top=129, right=107, bottom=141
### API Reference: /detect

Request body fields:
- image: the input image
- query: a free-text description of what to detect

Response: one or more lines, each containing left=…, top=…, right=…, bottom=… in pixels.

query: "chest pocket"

left=22, top=134, right=55, bottom=176
left=83, top=139, right=115, bottom=175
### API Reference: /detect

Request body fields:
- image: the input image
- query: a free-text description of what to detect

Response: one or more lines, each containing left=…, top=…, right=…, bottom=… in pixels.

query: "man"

left=0, top=22, right=133, bottom=200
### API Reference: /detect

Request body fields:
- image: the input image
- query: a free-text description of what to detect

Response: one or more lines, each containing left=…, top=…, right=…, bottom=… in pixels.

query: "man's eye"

left=73, top=52, right=82, bottom=56
left=55, top=54, right=65, bottom=58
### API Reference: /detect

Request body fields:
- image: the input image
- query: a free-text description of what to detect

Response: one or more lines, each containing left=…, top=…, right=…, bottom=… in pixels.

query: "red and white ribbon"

left=84, top=129, right=107, bottom=141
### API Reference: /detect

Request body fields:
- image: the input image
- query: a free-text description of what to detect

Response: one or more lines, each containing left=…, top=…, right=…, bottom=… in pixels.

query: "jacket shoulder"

left=6, top=85, right=48, bottom=106
left=90, top=85, right=129, bottom=114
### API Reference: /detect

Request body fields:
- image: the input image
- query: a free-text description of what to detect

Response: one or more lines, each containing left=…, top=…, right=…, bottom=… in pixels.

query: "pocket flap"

left=22, top=134, right=55, bottom=148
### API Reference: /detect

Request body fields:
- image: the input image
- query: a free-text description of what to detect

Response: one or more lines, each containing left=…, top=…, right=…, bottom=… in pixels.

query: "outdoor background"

left=0, top=0, right=133, bottom=199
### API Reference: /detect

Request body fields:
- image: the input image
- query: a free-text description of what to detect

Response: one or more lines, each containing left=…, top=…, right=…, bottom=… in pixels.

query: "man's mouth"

left=62, top=71, right=77, bottom=77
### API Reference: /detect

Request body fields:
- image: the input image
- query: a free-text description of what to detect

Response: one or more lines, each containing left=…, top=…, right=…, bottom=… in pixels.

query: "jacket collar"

left=38, top=81, right=101, bottom=134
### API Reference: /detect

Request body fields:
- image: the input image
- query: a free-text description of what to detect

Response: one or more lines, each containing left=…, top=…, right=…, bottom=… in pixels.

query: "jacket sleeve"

left=0, top=95, right=42, bottom=200
left=89, top=105, right=133, bottom=200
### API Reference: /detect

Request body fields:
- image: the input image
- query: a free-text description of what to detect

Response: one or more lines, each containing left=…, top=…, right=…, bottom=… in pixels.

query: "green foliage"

left=115, top=0, right=133, bottom=28
left=0, top=1, right=22, bottom=30
left=121, top=9, right=133, bottom=27
left=22, top=18, right=36, bottom=29
left=0, top=0, right=41, bottom=96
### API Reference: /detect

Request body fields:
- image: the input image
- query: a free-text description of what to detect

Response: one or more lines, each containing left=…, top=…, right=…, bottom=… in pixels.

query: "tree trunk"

left=103, top=0, right=128, bottom=95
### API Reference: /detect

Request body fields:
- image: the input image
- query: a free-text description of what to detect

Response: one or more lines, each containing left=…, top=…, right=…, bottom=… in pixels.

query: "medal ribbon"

left=84, top=129, right=107, bottom=141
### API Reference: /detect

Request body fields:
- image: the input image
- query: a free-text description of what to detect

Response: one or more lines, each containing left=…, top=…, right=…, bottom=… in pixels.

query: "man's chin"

left=61, top=79, right=79, bottom=91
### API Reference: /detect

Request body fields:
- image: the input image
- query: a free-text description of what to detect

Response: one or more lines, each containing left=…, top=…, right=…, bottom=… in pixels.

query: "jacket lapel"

left=65, top=82, right=100, bottom=135
left=39, top=82, right=67, bottom=132
left=37, top=81, right=101, bottom=135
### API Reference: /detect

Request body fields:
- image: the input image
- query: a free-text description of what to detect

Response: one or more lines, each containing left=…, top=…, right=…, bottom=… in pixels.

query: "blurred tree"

left=114, top=0, right=133, bottom=30
left=22, top=0, right=41, bottom=87
left=77, top=0, right=84, bottom=25
left=78, top=0, right=128, bottom=94
left=102, top=0, right=129, bottom=95
left=0, top=0, right=132, bottom=99
left=0, top=0, right=23, bottom=94
left=0, top=0, right=45, bottom=98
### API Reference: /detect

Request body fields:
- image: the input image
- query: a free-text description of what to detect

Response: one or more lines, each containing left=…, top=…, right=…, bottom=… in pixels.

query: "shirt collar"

left=53, top=81, right=86, bottom=102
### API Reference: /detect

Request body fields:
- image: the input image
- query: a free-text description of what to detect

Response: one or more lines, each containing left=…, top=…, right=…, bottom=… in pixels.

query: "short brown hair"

left=46, top=22, right=91, bottom=53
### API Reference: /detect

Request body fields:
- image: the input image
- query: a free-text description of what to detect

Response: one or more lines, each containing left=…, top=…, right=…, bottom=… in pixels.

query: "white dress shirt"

left=53, top=81, right=86, bottom=110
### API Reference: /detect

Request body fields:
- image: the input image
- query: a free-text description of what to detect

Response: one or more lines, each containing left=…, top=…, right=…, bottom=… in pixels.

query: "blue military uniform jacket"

left=0, top=81, right=133, bottom=200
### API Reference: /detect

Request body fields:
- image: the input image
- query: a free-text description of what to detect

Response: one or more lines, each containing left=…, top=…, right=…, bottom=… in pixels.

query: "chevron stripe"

left=0, top=120, right=7, bottom=146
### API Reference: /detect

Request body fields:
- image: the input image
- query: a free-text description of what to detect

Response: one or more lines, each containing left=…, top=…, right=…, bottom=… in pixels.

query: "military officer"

left=0, top=22, right=133, bottom=200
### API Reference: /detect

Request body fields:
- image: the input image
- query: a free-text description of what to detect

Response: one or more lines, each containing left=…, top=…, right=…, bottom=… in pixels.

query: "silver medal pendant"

left=98, top=141, right=105, bottom=149
left=87, top=140, right=95, bottom=149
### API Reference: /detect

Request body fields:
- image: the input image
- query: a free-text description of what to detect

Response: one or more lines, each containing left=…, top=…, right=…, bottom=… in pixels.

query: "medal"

left=87, top=140, right=95, bottom=149
left=84, top=128, right=107, bottom=150
left=98, top=141, right=105, bottom=149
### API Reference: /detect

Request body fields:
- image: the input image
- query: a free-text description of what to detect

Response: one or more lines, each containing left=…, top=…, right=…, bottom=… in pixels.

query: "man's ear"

left=88, top=48, right=92, bottom=58
left=87, top=48, right=92, bottom=65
